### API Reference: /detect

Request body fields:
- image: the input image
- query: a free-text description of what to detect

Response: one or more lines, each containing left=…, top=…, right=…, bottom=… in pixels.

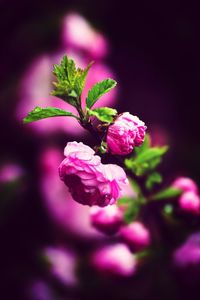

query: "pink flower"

left=91, top=243, right=137, bottom=277
left=59, top=142, right=128, bottom=207
left=44, top=246, right=78, bottom=286
left=120, top=221, right=151, bottom=251
left=172, top=177, right=198, bottom=193
left=90, top=205, right=123, bottom=235
left=61, top=13, right=108, bottom=59
left=179, top=191, right=200, bottom=215
left=106, top=112, right=146, bottom=155
left=173, top=233, right=200, bottom=267
left=0, top=163, right=23, bottom=183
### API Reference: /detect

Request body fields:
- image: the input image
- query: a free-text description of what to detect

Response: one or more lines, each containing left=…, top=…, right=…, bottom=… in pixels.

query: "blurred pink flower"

left=0, top=163, right=24, bottom=183
left=173, top=232, right=200, bottom=267
left=40, top=147, right=135, bottom=240
left=120, top=221, right=151, bottom=251
left=91, top=243, right=137, bottom=277
left=44, top=246, right=78, bottom=286
left=59, top=142, right=128, bottom=206
left=172, top=177, right=198, bottom=194
left=178, top=191, right=200, bottom=215
left=90, top=205, right=123, bottom=235
left=61, top=13, right=108, bottom=59
left=106, top=112, right=146, bottom=155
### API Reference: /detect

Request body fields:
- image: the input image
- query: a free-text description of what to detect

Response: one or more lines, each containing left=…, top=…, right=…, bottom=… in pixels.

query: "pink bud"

left=44, top=246, right=78, bottom=286
left=120, top=222, right=151, bottom=251
left=179, top=191, right=200, bottom=215
left=90, top=205, right=123, bottom=235
left=106, top=112, right=146, bottom=155
left=173, top=232, right=200, bottom=267
left=91, top=243, right=137, bottom=277
left=172, top=177, right=198, bottom=193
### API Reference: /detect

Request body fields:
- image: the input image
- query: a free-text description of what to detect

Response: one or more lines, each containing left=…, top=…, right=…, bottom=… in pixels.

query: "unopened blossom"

left=106, top=112, right=146, bottom=155
left=90, top=205, right=123, bottom=235
left=172, top=177, right=198, bottom=194
left=173, top=232, right=200, bottom=267
left=44, top=246, right=78, bottom=286
left=120, top=221, right=151, bottom=251
left=179, top=191, right=200, bottom=215
left=91, top=243, right=137, bottom=277
left=59, top=142, right=128, bottom=207
left=0, top=163, right=23, bottom=183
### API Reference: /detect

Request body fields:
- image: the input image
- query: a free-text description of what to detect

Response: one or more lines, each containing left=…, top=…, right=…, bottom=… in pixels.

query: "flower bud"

left=59, top=142, right=128, bottom=207
left=91, top=243, right=137, bottom=277
left=90, top=205, right=123, bottom=235
left=179, top=191, right=200, bottom=215
left=44, top=246, right=78, bottom=286
left=173, top=233, right=200, bottom=267
left=120, top=222, right=151, bottom=251
left=172, top=177, right=198, bottom=193
left=106, top=112, right=146, bottom=155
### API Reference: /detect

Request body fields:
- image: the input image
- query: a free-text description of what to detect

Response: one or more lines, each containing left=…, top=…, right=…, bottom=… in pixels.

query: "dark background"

left=0, top=1, right=200, bottom=299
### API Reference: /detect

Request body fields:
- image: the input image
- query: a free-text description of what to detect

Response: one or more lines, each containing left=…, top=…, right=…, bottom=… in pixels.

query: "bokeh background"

left=1, top=1, right=200, bottom=299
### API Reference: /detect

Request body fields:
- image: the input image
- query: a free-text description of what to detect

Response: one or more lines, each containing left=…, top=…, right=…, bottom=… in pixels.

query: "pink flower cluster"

left=172, top=177, right=200, bottom=215
left=106, top=112, right=146, bottom=155
left=59, top=142, right=128, bottom=207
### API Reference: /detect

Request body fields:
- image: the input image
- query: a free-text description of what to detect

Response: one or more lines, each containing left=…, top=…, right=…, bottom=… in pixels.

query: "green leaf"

left=23, top=106, right=78, bottom=124
left=117, top=197, right=134, bottom=206
left=124, top=200, right=140, bottom=224
left=152, top=187, right=182, bottom=200
left=145, top=172, right=162, bottom=190
left=129, top=178, right=142, bottom=196
left=134, top=133, right=151, bottom=155
left=86, top=79, right=117, bottom=109
left=163, top=204, right=173, bottom=215
left=88, top=107, right=117, bottom=123
left=125, top=145, right=169, bottom=176
left=52, top=55, right=92, bottom=106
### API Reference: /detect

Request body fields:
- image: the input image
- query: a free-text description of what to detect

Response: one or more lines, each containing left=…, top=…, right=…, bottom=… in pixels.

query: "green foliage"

left=52, top=55, right=92, bottom=106
left=163, top=204, right=173, bottom=215
left=134, top=134, right=151, bottom=155
left=87, top=107, right=117, bottom=123
left=86, top=79, right=117, bottom=109
left=152, top=187, right=182, bottom=200
left=117, top=196, right=142, bottom=224
left=129, top=178, right=142, bottom=196
left=99, top=141, right=108, bottom=154
left=23, top=106, right=78, bottom=124
left=125, top=145, right=168, bottom=176
left=145, top=172, right=163, bottom=190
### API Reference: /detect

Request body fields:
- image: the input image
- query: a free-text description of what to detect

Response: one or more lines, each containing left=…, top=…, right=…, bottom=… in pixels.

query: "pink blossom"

left=173, top=233, right=200, bottom=267
left=179, top=191, right=200, bottom=215
left=106, top=112, right=146, bottom=155
left=91, top=243, right=137, bottom=277
left=44, top=246, right=78, bottom=286
left=0, top=163, right=23, bottom=183
left=59, top=142, right=128, bottom=206
left=40, top=147, right=136, bottom=240
left=90, top=205, right=123, bottom=235
left=120, top=221, right=151, bottom=251
left=61, top=13, right=108, bottom=59
left=172, top=177, right=198, bottom=193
